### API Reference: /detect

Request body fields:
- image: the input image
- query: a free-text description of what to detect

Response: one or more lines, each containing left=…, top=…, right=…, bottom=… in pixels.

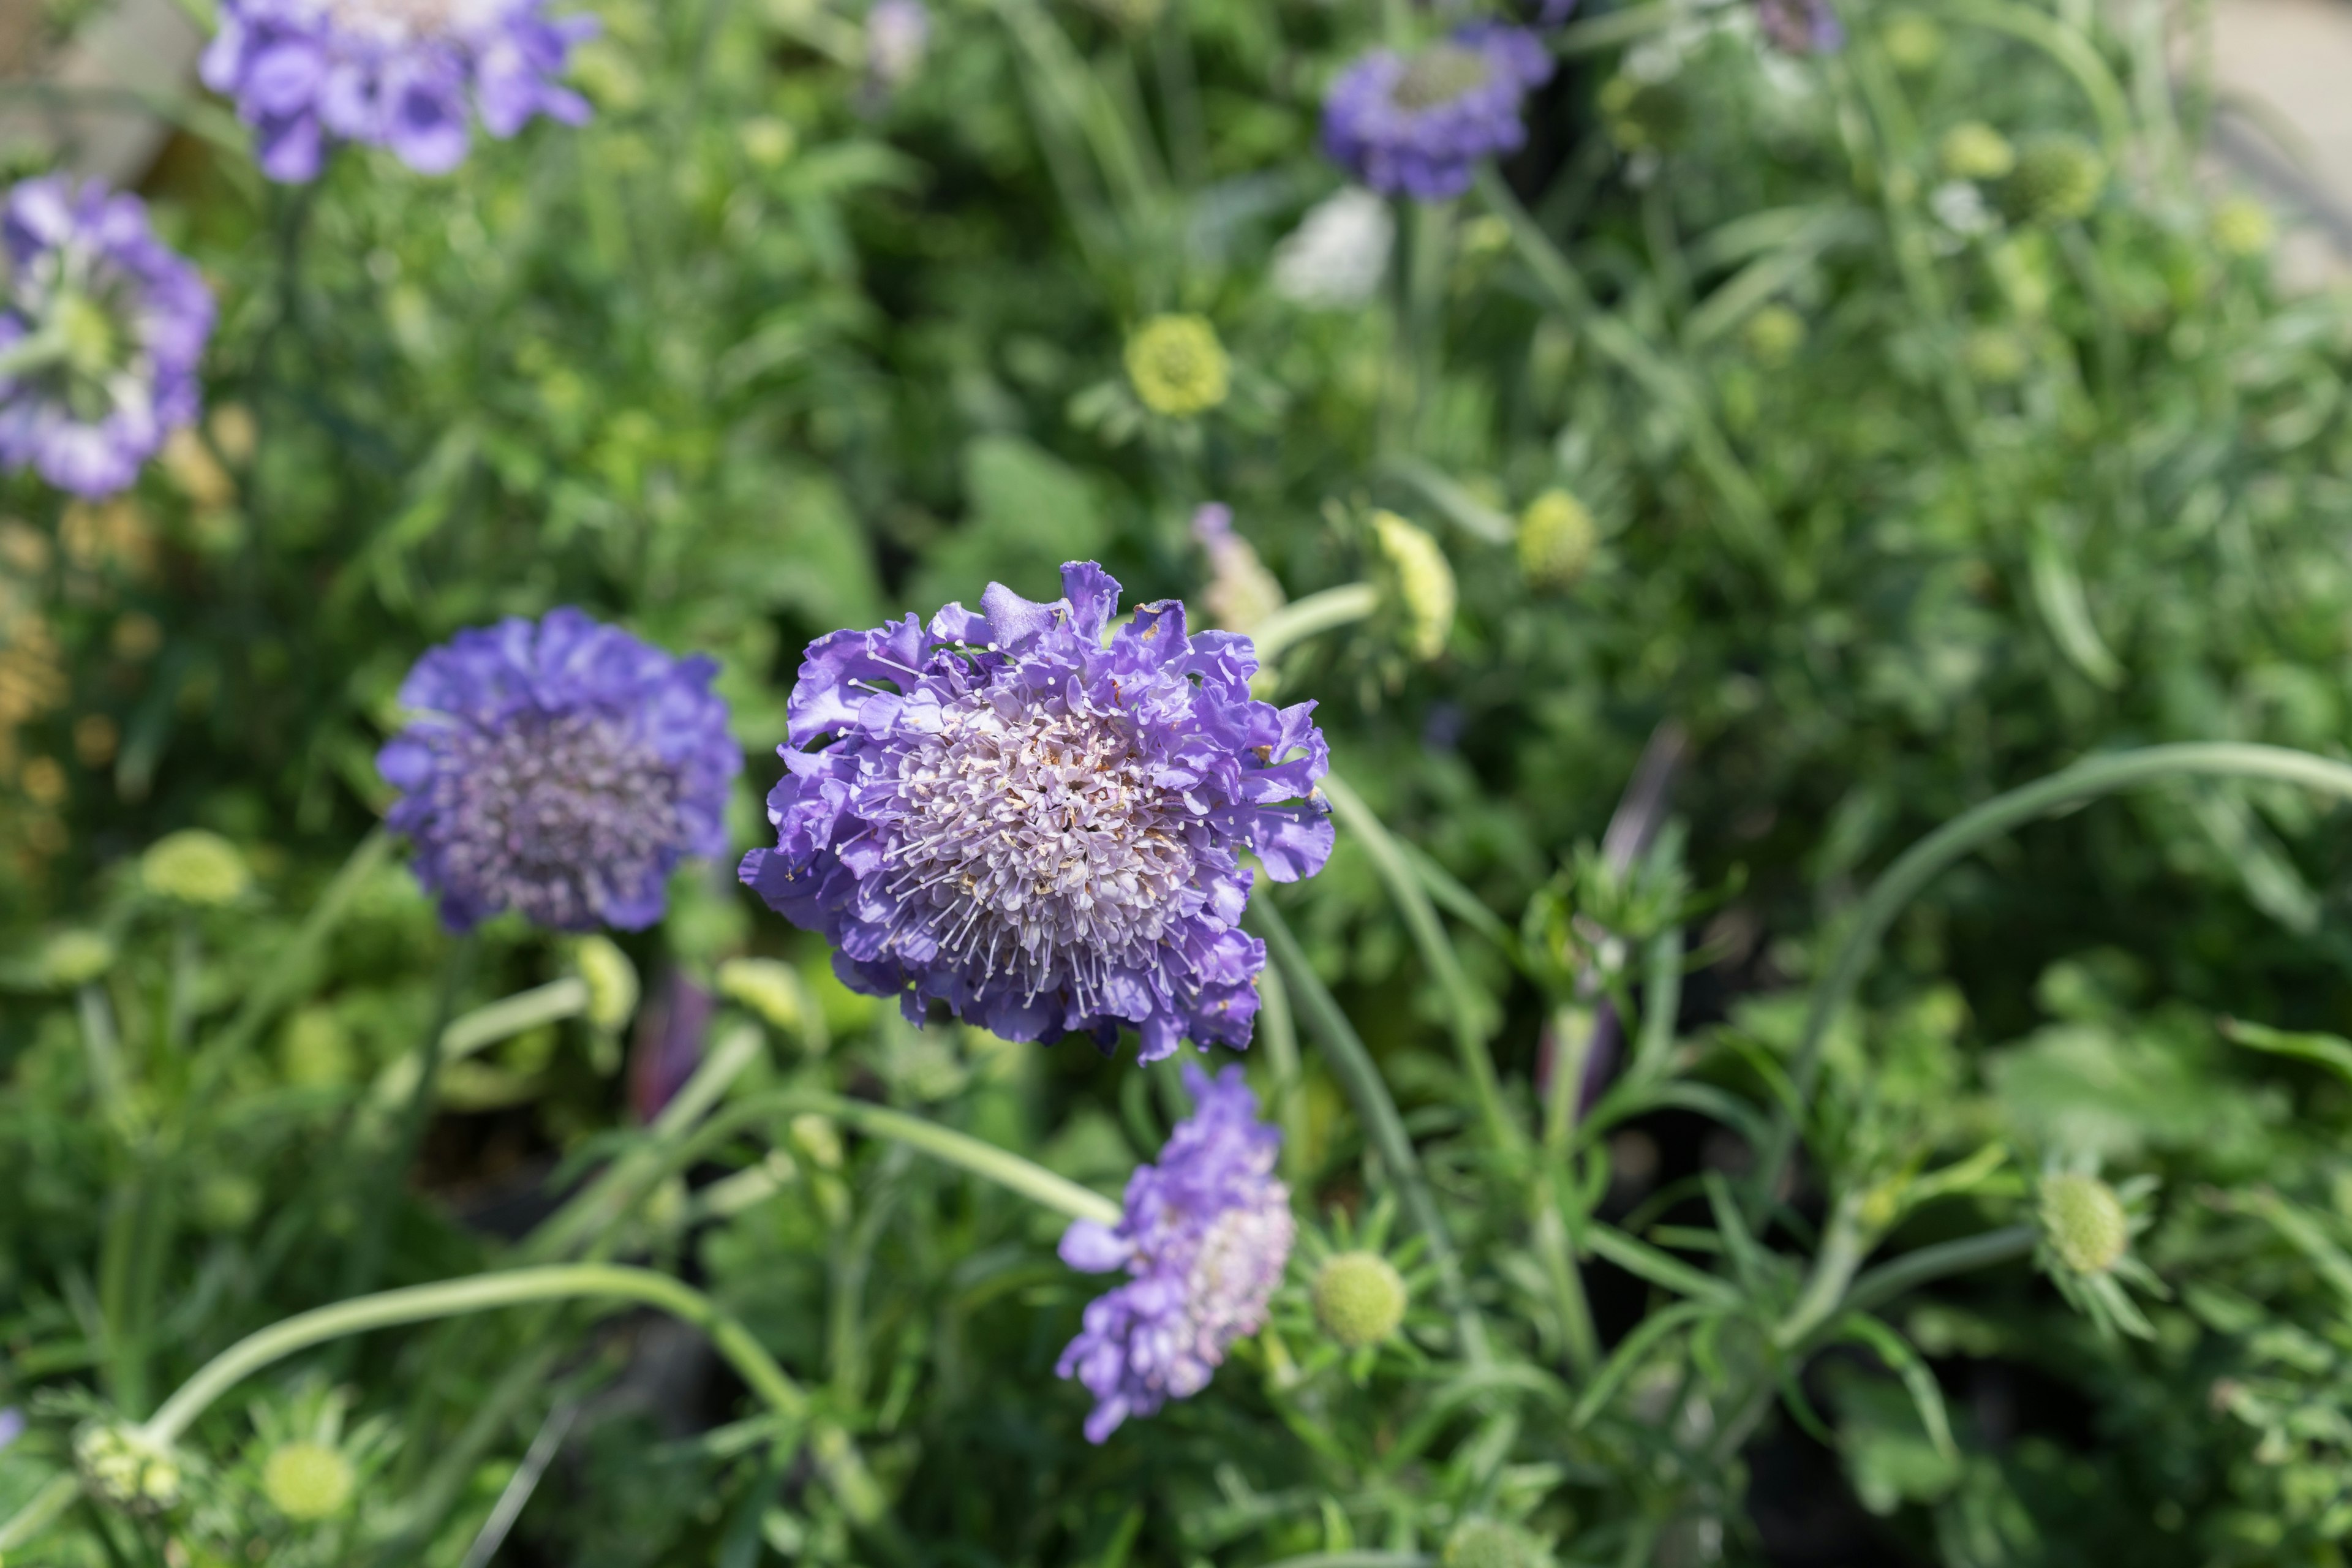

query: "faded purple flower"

left=862, top=0, right=929, bottom=104
left=739, top=562, right=1333, bottom=1062
left=1057, top=1064, right=1294, bottom=1441
left=1756, top=0, right=1844, bottom=55
left=1321, top=24, right=1554, bottom=202
left=0, top=178, right=213, bottom=498
left=378, top=609, right=739, bottom=933
left=200, top=0, right=596, bottom=183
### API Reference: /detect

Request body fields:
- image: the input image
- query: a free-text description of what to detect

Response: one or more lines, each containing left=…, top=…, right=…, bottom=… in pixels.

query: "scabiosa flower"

left=1755, top=0, right=1844, bottom=55
left=1193, top=502, right=1287, bottom=636
left=0, top=178, right=213, bottom=499
left=1057, top=1064, right=1294, bottom=1441
left=1321, top=24, right=1553, bottom=202
left=377, top=609, right=739, bottom=933
left=199, top=0, right=595, bottom=183
left=738, top=562, right=1333, bottom=1061
left=862, top=0, right=930, bottom=104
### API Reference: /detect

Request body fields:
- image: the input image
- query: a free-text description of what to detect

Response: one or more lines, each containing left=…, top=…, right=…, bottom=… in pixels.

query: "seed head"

left=1313, top=1250, right=1408, bottom=1348
left=2040, top=1171, right=2130, bottom=1275
left=75, top=1423, right=182, bottom=1515
left=262, top=1441, right=356, bottom=1521
left=1938, top=121, right=2015, bottom=182
left=2211, top=197, right=2275, bottom=258
left=574, top=933, right=641, bottom=1030
left=1518, top=489, right=1597, bottom=591
left=37, top=928, right=115, bottom=989
left=1371, top=511, right=1456, bottom=662
left=1125, top=315, right=1231, bottom=418
left=2002, top=136, right=2105, bottom=225
left=141, top=829, right=251, bottom=906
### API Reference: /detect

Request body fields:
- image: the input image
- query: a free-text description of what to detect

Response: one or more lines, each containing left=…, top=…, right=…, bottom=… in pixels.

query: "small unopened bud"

left=141, top=829, right=250, bottom=907
left=575, top=935, right=641, bottom=1031
left=2040, top=1172, right=2130, bottom=1275
left=1517, top=490, right=1596, bottom=592
left=717, top=957, right=807, bottom=1035
left=262, top=1441, right=355, bottom=1521
left=2211, top=196, right=2275, bottom=258
left=1313, top=1251, right=1408, bottom=1349
left=1937, top=121, right=2015, bottom=182
left=2001, top=136, right=2105, bottom=226
left=38, top=929, right=116, bottom=989
left=1125, top=315, right=1230, bottom=418
left=1741, top=304, right=1806, bottom=366
left=1443, top=1518, right=1544, bottom=1568
left=75, top=1423, right=182, bottom=1515
left=1371, top=511, right=1456, bottom=662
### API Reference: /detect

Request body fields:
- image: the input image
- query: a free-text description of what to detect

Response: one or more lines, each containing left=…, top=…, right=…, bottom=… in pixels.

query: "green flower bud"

left=38, top=928, right=116, bottom=989
left=140, top=829, right=251, bottom=907
left=1125, top=315, right=1230, bottom=418
left=1880, top=12, right=1945, bottom=70
left=1517, top=489, right=1597, bottom=592
left=717, top=956, right=807, bottom=1035
left=279, top=1005, right=357, bottom=1089
left=1937, top=121, right=2015, bottom=182
left=1741, top=304, right=1807, bottom=366
left=1961, top=327, right=2030, bottom=385
left=75, top=1423, right=183, bottom=1515
left=739, top=115, right=797, bottom=168
left=193, top=1171, right=263, bottom=1234
left=2040, top=1172, right=2130, bottom=1275
left=573, top=935, right=640, bottom=1031
left=2001, top=135, right=2105, bottom=226
left=2211, top=196, right=2275, bottom=258
left=262, top=1441, right=355, bottom=1521
left=1443, top=1518, right=1545, bottom=1568
left=1371, top=511, right=1456, bottom=662
left=1313, top=1251, right=1408, bottom=1349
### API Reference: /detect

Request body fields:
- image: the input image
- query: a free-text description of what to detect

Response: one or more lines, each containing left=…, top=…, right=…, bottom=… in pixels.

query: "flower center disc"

left=1393, top=45, right=1492, bottom=110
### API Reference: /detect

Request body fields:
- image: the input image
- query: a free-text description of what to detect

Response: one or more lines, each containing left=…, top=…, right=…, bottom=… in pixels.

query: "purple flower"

left=1756, top=0, right=1844, bottom=54
left=377, top=609, right=740, bottom=933
left=1321, top=24, right=1554, bottom=202
left=862, top=0, right=929, bottom=105
left=739, top=562, right=1333, bottom=1063
left=1057, top=1065, right=1294, bottom=1441
left=0, top=178, right=213, bottom=498
left=200, top=0, right=596, bottom=183
left=0, top=1408, right=22, bottom=1452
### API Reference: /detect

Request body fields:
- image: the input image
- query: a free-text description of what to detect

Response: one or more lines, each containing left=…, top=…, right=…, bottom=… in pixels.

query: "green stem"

left=823, top=1098, right=1121, bottom=1226
left=1250, top=583, right=1379, bottom=667
left=205, top=827, right=391, bottom=1069
left=371, top=975, right=590, bottom=1108
left=342, top=935, right=478, bottom=1300
left=1258, top=961, right=1310, bottom=1187
left=1321, top=771, right=1521, bottom=1156
left=1756, top=743, right=2352, bottom=1210
left=1839, top=1226, right=2038, bottom=1319
left=1253, top=900, right=1489, bottom=1364
left=1774, top=1192, right=1869, bottom=1348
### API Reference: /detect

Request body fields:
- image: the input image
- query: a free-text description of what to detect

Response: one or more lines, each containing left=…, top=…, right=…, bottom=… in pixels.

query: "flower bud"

left=1880, top=11, right=1945, bottom=70
left=1313, top=1251, right=1408, bottom=1349
left=1961, top=327, right=2030, bottom=385
left=2211, top=196, right=2275, bottom=258
left=1741, top=304, right=1806, bottom=366
left=1371, top=511, right=1456, bottom=662
left=717, top=956, right=807, bottom=1035
left=2040, top=1172, right=2130, bottom=1275
left=37, top=929, right=115, bottom=989
left=2001, top=135, right=2105, bottom=226
left=1444, top=1518, right=1544, bottom=1568
left=573, top=935, right=641, bottom=1031
left=75, top=1423, right=182, bottom=1515
left=262, top=1441, right=355, bottom=1521
left=140, top=829, right=249, bottom=907
left=1937, top=121, right=2015, bottom=182
left=1517, top=490, right=1596, bottom=592
left=1125, top=315, right=1230, bottom=418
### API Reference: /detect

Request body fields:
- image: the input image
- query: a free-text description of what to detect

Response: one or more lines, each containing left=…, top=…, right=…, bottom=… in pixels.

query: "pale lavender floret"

left=1756, top=0, right=1844, bottom=54
left=0, top=1408, right=22, bottom=1452
left=200, top=0, right=596, bottom=183
left=1056, top=1065, right=1294, bottom=1442
left=0, top=178, right=214, bottom=498
left=1321, top=23, right=1555, bottom=202
left=739, top=561, right=1333, bottom=1063
left=377, top=609, right=739, bottom=933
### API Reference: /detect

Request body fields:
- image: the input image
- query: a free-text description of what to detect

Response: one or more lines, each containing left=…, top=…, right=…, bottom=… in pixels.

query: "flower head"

left=0, top=178, right=214, bottom=498
left=1057, top=1064, right=1294, bottom=1441
left=1938, top=121, right=2015, bottom=181
left=1125, top=315, right=1230, bottom=417
left=262, top=1441, right=356, bottom=1521
left=1193, top=503, right=1288, bottom=636
left=1321, top=24, right=1553, bottom=202
left=141, top=828, right=251, bottom=905
left=377, top=609, right=739, bottom=932
left=1270, top=186, right=1395, bottom=309
left=1370, top=511, right=1456, bottom=661
left=2000, top=134, right=2105, bottom=225
left=1755, top=0, right=1844, bottom=55
left=200, top=0, right=596, bottom=183
left=1517, top=488, right=1596, bottom=590
left=1313, top=1250, right=1408, bottom=1348
left=739, top=562, right=1333, bottom=1061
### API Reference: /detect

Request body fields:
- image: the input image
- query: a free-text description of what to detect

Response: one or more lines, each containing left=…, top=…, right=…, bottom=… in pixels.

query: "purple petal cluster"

left=739, top=562, right=1333, bottom=1062
left=200, top=0, right=595, bottom=183
left=1755, top=0, right=1844, bottom=54
left=0, top=178, right=213, bottom=499
left=377, top=609, right=739, bottom=933
left=1321, top=23, right=1554, bottom=202
left=1057, top=1065, right=1295, bottom=1441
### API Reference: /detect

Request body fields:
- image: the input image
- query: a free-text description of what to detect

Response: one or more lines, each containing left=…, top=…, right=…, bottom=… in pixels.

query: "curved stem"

left=1839, top=1226, right=2038, bottom=1321
left=1757, top=743, right=2352, bottom=1208
left=821, top=1098, right=1121, bottom=1226
left=139, top=1264, right=805, bottom=1447
left=1250, top=582, right=1379, bottom=667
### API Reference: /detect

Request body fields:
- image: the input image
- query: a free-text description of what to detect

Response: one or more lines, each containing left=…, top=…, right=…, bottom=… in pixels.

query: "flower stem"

left=203, top=826, right=391, bottom=1070
left=1250, top=582, right=1380, bottom=668
left=821, top=1096, right=1122, bottom=1226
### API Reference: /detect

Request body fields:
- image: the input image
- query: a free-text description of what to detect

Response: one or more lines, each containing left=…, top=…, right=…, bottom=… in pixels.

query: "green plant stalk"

left=1253, top=900, right=1490, bottom=1365
left=369, top=975, right=592, bottom=1109
left=1773, top=1191, right=1870, bottom=1348
left=341, top=933, right=479, bottom=1300
left=1250, top=582, right=1379, bottom=668
left=1757, top=744, right=2352, bottom=1210
left=1257, top=961, right=1309, bottom=1188
left=1321, top=771, right=1521, bottom=1156
left=820, top=1096, right=1121, bottom=1226
left=204, top=826, right=391, bottom=1069
left=1839, top=1226, right=2038, bottom=1319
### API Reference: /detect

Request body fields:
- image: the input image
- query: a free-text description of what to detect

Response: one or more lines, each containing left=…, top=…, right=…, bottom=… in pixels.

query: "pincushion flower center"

left=883, top=692, right=1199, bottom=1001
left=1393, top=45, right=1492, bottom=110
left=319, top=0, right=501, bottom=39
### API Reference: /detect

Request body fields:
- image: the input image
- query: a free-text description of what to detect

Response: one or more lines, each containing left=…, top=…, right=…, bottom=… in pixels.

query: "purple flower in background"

left=0, top=1408, right=23, bottom=1452
left=739, top=562, right=1333, bottom=1062
left=378, top=609, right=739, bottom=933
left=1057, top=1065, right=1294, bottom=1441
left=1321, top=24, right=1553, bottom=202
left=1755, top=0, right=1844, bottom=55
left=0, top=178, right=213, bottom=498
left=862, top=0, right=929, bottom=105
left=200, top=0, right=596, bottom=183
left=629, top=966, right=712, bottom=1123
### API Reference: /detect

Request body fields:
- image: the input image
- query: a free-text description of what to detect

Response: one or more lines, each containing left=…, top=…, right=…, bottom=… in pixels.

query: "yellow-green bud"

left=1741, top=304, right=1807, bottom=366
left=1125, top=315, right=1230, bottom=418
left=75, top=1423, right=183, bottom=1515
left=1443, top=1518, right=1544, bottom=1568
left=140, top=829, right=250, bottom=907
left=1517, top=489, right=1597, bottom=592
left=1937, top=121, right=2015, bottom=182
left=1313, top=1251, right=1408, bottom=1349
left=1370, top=511, right=1456, bottom=662
left=2040, top=1172, right=2130, bottom=1275
left=280, top=1005, right=356, bottom=1089
left=717, top=956, right=806, bottom=1035
left=38, top=929, right=116, bottom=989
left=262, top=1441, right=355, bottom=1521
left=739, top=115, right=797, bottom=168
left=1880, top=11, right=1945, bottom=70
left=573, top=935, right=640, bottom=1031
left=2001, top=136, right=2105, bottom=226
left=193, top=1171, right=263, bottom=1234
left=1961, top=327, right=2030, bottom=385
left=2211, top=196, right=2275, bottom=258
